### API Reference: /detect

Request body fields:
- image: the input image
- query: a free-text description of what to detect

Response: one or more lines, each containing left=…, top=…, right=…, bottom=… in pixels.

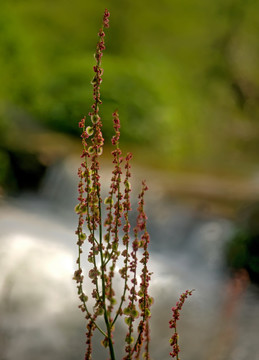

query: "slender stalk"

left=98, top=188, right=117, bottom=360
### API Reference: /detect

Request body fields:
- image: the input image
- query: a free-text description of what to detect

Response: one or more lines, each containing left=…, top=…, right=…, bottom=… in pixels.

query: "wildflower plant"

left=73, top=9, right=193, bottom=360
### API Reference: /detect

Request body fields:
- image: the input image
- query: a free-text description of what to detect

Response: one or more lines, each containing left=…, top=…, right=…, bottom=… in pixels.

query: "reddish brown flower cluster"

left=74, top=8, right=192, bottom=360
left=122, top=181, right=152, bottom=360
left=104, top=111, right=124, bottom=320
left=73, top=9, right=153, bottom=360
left=137, top=183, right=152, bottom=360
left=73, top=9, right=111, bottom=360
left=169, top=290, right=194, bottom=359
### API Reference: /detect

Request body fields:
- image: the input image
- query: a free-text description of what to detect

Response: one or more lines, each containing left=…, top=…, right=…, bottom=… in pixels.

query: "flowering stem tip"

left=169, top=290, right=194, bottom=359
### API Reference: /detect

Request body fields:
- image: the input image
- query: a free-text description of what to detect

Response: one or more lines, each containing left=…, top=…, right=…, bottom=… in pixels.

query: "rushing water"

left=0, top=157, right=258, bottom=360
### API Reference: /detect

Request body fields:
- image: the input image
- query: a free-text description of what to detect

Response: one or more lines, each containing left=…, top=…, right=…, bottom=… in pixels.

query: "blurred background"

left=0, top=0, right=259, bottom=359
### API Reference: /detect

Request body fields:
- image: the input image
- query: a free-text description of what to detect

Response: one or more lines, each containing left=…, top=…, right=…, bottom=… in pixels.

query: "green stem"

left=112, top=237, right=129, bottom=327
left=98, top=191, right=116, bottom=360
left=76, top=229, right=106, bottom=337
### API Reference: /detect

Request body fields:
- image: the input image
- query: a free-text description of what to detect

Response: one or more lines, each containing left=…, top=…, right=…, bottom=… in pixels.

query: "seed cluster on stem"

left=73, top=9, right=153, bottom=360
left=73, top=8, right=193, bottom=360
left=169, top=290, right=194, bottom=360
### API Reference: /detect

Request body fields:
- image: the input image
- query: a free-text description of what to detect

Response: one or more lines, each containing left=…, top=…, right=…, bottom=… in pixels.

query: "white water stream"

left=0, top=157, right=258, bottom=360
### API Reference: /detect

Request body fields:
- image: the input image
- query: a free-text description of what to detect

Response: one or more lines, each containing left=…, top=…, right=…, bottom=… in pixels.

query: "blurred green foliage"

left=1, top=0, right=259, bottom=179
